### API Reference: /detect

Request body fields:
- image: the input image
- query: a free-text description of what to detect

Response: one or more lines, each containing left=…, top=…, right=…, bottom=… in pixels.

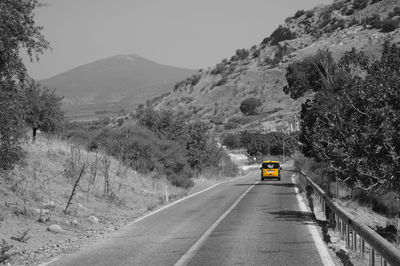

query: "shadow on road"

left=267, top=210, right=314, bottom=223
left=235, top=182, right=295, bottom=188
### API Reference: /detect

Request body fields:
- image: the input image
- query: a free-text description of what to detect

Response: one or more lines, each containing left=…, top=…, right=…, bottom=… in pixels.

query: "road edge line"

left=174, top=181, right=260, bottom=266
left=128, top=173, right=251, bottom=226
left=38, top=174, right=252, bottom=266
left=292, top=174, right=335, bottom=266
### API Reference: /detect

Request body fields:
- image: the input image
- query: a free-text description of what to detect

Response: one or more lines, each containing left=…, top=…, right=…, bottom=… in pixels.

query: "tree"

left=239, top=98, right=261, bottom=116
left=285, top=42, right=400, bottom=193
left=0, top=0, right=49, bottom=169
left=24, top=80, right=64, bottom=141
left=185, top=121, right=210, bottom=170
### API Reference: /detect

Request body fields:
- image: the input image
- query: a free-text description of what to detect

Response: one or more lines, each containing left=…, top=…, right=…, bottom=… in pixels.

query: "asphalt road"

left=47, top=169, right=331, bottom=266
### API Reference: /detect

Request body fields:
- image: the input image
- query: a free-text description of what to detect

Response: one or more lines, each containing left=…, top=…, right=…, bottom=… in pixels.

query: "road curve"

left=46, top=169, right=331, bottom=266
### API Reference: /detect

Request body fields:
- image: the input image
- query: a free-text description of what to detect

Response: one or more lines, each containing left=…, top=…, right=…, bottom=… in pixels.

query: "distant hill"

left=150, top=0, right=400, bottom=132
left=40, top=54, right=196, bottom=107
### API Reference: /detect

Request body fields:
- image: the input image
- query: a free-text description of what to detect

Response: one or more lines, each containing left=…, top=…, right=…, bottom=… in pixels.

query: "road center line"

left=174, top=181, right=260, bottom=266
left=291, top=174, right=335, bottom=266
left=126, top=173, right=253, bottom=227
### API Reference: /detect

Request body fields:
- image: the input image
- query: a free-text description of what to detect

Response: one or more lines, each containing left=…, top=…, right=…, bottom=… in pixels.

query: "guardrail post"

left=369, top=247, right=375, bottom=266
left=352, top=230, right=357, bottom=251
left=361, top=239, right=365, bottom=254
left=336, top=215, right=340, bottom=232
left=340, top=219, right=345, bottom=240
left=346, top=224, right=351, bottom=248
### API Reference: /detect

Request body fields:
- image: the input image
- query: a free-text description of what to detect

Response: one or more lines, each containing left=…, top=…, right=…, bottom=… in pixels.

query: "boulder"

left=87, top=216, right=99, bottom=224
left=47, top=224, right=65, bottom=234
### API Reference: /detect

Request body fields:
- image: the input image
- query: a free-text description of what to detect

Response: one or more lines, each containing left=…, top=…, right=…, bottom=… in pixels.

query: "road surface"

left=46, top=169, right=333, bottom=266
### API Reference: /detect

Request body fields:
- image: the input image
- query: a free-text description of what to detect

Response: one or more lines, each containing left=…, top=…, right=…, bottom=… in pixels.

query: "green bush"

left=354, top=191, right=400, bottom=216
left=210, top=116, right=224, bottom=125
left=224, top=121, right=240, bottom=130
left=388, top=7, right=400, bottom=18
left=240, top=131, right=298, bottom=158
left=252, top=49, right=261, bottom=58
left=234, top=49, right=250, bottom=60
left=222, top=133, right=242, bottom=149
left=353, top=0, right=368, bottom=10
left=294, top=10, right=305, bottom=19
left=305, top=10, right=314, bottom=18
left=215, top=77, right=227, bottom=87
left=285, top=42, right=400, bottom=193
left=227, top=116, right=250, bottom=125
left=380, top=19, right=399, bottom=32
left=210, top=63, right=226, bottom=75
left=269, top=26, right=297, bottom=46
left=364, top=14, right=381, bottom=29
left=329, top=18, right=346, bottom=31
left=332, top=1, right=346, bottom=10
left=239, top=98, right=262, bottom=115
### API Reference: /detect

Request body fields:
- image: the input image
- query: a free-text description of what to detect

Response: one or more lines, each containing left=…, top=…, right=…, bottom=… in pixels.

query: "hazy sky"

left=25, top=0, right=333, bottom=79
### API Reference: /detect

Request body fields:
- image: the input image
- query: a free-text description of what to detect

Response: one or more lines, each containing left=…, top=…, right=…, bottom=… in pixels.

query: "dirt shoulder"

left=0, top=137, right=241, bottom=266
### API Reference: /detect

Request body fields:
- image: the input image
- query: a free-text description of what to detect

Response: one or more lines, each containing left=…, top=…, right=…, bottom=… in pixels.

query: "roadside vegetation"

left=222, top=131, right=298, bottom=161
left=284, top=42, right=400, bottom=220
left=0, top=1, right=240, bottom=264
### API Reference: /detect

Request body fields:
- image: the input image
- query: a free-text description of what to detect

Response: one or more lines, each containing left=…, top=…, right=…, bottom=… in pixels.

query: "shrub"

left=269, top=26, right=297, bottom=46
left=294, top=10, right=305, bottom=19
left=364, top=14, right=381, bottom=29
left=210, top=63, right=225, bottom=75
left=332, top=1, right=346, bottom=10
left=235, top=49, right=250, bottom=60
left=239, top=98, right=262, bottom=115
left=353, top=0, right=368, bottom=10
left=252, top=49, right=261, bottom=58
left=222, top=133, right=242, bottom=149
left=189, top=74, right=201, bottom=86
left=224, top=121, right=240, bottom=130
left=209, top=116, right=224, bottom=125
left=305, top=10, right=314, bottom=18
left=344, top=8, right=355, bottom=16
left=388, top=7, right=400, bottom=18
left=380, top=19, right=399, bottom=32
left=227, top=116, right=250, bottom=125
left=261, top=37, right=270, bottom=45
left=330, top=18, right=346, bottom=31
left=286, top=42, right=400, bottom=192
left=348, top=17, right=359, bottom=27
left=215, top=77, right=227, bottom=87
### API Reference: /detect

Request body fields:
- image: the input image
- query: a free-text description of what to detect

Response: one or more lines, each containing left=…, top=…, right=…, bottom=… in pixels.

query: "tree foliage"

left=24, top=80, right=64, bottom=141
left=239, top=98, right=261, bottom=116
left=0, top=0, right=49, bottom=169
left=285, top=42, right=400, bottom=193
left=229, top=131, right=298, bottom=158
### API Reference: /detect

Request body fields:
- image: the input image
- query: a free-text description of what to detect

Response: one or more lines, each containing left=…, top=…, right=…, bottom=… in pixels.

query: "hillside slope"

left=151, top=0, right=400, bottom=132
left=40, top=54, right=195, bottom=106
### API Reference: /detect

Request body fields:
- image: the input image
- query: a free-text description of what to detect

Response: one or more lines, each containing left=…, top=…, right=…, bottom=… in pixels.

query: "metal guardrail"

left=298, top=171, right=400, bottom=266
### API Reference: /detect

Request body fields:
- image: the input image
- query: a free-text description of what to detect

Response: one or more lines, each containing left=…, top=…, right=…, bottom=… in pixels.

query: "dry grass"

left=0, top=134, right=191, bottom=264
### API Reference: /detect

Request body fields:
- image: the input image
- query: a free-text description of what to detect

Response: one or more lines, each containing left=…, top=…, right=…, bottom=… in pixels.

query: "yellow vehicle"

left=260, top=161, right=281, bottom=181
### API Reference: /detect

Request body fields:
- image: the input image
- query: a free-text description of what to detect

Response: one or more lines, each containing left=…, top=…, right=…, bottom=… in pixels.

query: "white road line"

left=292, top=174, right=335, bottom=266
left=128, top=173, right=252, bottom=226
left=174, top=181, right=260, bottom=266
left=38, top=174, right=253, bottom=266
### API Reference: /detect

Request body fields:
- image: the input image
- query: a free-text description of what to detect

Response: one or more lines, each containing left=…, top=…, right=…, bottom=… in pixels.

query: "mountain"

left=150, top=0, right=400, bottom=132
left=40, top=54, right=196, bottom=106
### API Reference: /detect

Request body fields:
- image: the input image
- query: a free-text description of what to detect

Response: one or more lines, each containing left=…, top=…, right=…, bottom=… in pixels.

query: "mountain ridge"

left=150, top=0, right=400, bottom=132
left=40, top=54, right=196, bottom=107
